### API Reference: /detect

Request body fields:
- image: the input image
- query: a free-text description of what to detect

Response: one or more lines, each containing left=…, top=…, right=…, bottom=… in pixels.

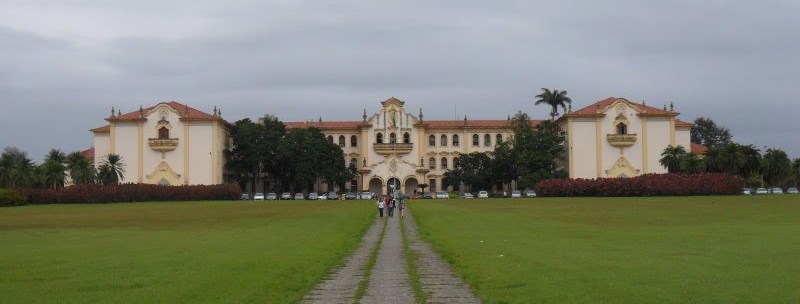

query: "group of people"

left=376, top=195, right=405, bottom=218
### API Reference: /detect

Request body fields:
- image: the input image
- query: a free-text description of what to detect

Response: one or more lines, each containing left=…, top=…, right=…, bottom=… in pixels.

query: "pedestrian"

left=398, top=197, right=405, bottom=218
left=388, top=196, right=395, bottom=217
left=377, top=196, right=385, bottom=218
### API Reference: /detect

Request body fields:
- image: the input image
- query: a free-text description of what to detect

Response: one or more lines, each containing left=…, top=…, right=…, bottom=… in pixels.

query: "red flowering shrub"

left=20, top=183, right=242, bottom=204
left=534, top=173, right=740, bottom=197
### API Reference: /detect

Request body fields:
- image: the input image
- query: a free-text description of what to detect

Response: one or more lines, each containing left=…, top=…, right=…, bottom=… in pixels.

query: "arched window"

left=327, top=135, right=334, bottom=144
left=484, top=134, right=491, bottom=147
left=429, top=135, right=436, bottom=147
left=390, top=133, right=397, bottom=144
left=441, top=157, right=448, bottom=170
left=158, top=127, right=169, bottom=139
left=496, top=134, right=503, bottom=144
left=403, top=132, right=410, bottom=144
left=452, top=134, right=460, bottom=146
left=350, top=158, right=358, bottom=168
left=351, top=135, right=358, bottom=147
left=429, top=157, right=436, bottom=169
left=376, top=133, right=384, bottom=144
left=441, top=134, right=448, bottom=147
left=338, top=135, right=345, bottom=147
left=617, top=123, right=627, bottom=135
left=453, top=157, right=460, bottom=167
left=472, top=134, right=479, bottom=146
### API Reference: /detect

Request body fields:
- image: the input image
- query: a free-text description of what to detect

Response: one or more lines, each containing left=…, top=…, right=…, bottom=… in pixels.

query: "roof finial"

left=362, top=108, right=367, bottom=122
left=642, top=100, right=646, bottom=107
left=139, top=105, right=144, bottom=118
left=117, top=109, right=121, bottom=116
left=568, top=103, right=572, bottom=113
left=670, top=102, right=674, bottom=111
left=419, top=108, right=424, bottom=122
left=663, top=104, right=667, bottom=111
left=218, top=108, right=222, bottom=117
left=507, top=114, right=511, bottom=120
left=464, top=115, right=467, bottom=124
left=184, top=103, right=189, bottom=116
left=213, top=106, right=218, bottom=117
left=111, top=107, right=115, bottom=117
left=319, top=116, right=322, bottom=123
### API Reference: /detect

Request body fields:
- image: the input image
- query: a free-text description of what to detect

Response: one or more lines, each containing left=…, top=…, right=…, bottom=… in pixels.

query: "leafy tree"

left=691, top=117, right=732, bottom=147
left=491, top=141, right=516, bottom=192
left=660, top=145, right=687, bottom=173
left=66, top=151, right=95, bottom=185
left=41, top=149, right=67, bottom=189
left=534, top=88, right=572, bottom=120
left=1, top=147, right=37, bottom=188
left=444, top=152, right=493, bottom=192
left=226, top=119, right=264, bottom=192
left=679, top=153, right=706, bottom=174
left=738, top=144, right=762, bottom=182
left=257, top=115, right=287, bottom=191
left=761, top=148, right=790, bottom=187
left=97, top=154, right=125, bottom=185
left=514, top=118, right=566, bottom=189
left=716, top=143, right=746, bottom=175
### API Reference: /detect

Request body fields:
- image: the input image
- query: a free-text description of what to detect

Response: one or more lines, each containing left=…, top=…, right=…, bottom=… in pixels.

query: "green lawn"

left=410, top=196, right=800, bottom=304
left=0, top=201, right=375, bottom=304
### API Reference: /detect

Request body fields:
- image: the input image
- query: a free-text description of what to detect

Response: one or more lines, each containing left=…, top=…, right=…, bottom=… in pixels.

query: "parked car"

left=755, top=188, right=769, bottom=194
left=787, top=187, right=799, bottom=194
left=524, top=189, right=536, bottom=197
left=281, top=192, right=292, bottom=200
left=308, top=192, right=319, bottom=200
left=359, top=192, right=373, bottom=200
left=253, top=192, right=265, bottom=200
left=345, top=192, right=357, bottom=200
left=410, top=193, right=422, bottom=200
left=318, top=193, right=328, bottom=200
left=742, top=188, right=751, bottom=195
left=328, top=192, right=339, bottom=200
left=294, top=193, right=304, bottom=200
left=240, top=193, right=250, bottom=200
left=770, top=187, right=783, bottom=194
left=477, top=191, right=489, bottom=198
left=423, top=192, right=434, bottom=199
left=265, top=192, right=278, bottom=200
left=511, top=190, right=522, bottom=198
left=435, top=191, right=449, bottom=199
left=460, top=192, right=474, bottom=199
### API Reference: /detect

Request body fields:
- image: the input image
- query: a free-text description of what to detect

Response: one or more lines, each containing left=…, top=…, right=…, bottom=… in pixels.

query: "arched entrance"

left=404, top=177, right=419, bottom=195
left=368, top=178, right=383, bottom=195
left=386, top=178, right=401, bottom=195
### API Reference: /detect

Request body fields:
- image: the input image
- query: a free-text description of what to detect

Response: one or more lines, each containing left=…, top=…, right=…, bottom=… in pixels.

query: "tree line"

left=0, top=147, right=125, bottom=189
left=661, top=117, right=800, bottom=188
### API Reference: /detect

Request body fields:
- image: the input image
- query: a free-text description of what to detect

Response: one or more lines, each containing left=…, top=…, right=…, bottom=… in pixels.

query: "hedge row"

left=20, top=183, right=242, bottom=205
left=534, top=173, right=741, bottom=197
left=0, top=189, right=27, bottom=207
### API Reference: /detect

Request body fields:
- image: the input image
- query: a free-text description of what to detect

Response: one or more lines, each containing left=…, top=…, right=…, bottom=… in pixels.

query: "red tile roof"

left=675, top=119, right=694, bottom=128
left=90, top=125, right=110, bottom=133
left=108, top=101, right=223, bottom=122
left=284, top=119, right=542, bottom=130
left=691, top=143, right=708, bottom=155
left=566, top=97, right=678, bottom=118
left=80, top=148, right=95, bottom=162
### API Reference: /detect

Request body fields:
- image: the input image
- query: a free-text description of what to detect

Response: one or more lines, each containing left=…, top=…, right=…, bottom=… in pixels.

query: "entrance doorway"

left=368, top=178, right=383, bottom=195
left=404, top=177, right=419, bottom=194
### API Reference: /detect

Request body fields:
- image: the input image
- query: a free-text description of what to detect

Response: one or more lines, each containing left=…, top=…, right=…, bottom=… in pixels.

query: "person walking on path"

left=377, top=196, right=385, bottom=218
left=388, top=196, right=396, bottom=217
left=398, top=197, right=405, bottom=218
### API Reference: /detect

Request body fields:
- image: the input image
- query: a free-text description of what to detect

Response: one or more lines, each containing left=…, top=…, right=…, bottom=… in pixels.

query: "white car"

left=294, top=193, right=304, bottom=200
left=524, top=190, right=536, bottom=197
left=787, top=187, right=799, bottom=194
left=511, top=190, right=522, bottom=198
left=755, top=188, right=769, bottom=194
left=460, top=192, right=474, bottom=199
left=478, top=191, right=489, bottom=198
left=308, top=192, right=319, bottom=200
left=280, top=192, right=292, bottom=200
left=265, top=192, right=278, bottom=200
left=360, top=192, right=373, bottom=200
left=742, top=188, right=751, bottom=195
left=435, top=191, right=449, bottom=199
left=253, top=193, right=265, bottom=200
left=317, top=193, right=328, bottom=200
left=770, top=187, right=783, bottom=194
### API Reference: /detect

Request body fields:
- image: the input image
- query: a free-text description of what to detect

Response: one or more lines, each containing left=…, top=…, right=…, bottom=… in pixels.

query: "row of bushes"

left=534, top=173, right=741, bottom=197
left=0, top=189, right=27, bottom=207
left=11, top=183, right=242, bottom=205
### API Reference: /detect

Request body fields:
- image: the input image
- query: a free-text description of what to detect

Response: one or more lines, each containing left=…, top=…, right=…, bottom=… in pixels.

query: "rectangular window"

left=429, top=179, right=437, bottom=191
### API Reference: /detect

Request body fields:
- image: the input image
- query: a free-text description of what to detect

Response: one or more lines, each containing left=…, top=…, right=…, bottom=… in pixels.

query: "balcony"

left=148, top=138, right=179, bottom=152
left=373, top=143, right=413, bottom=156
left=606, top=134, right=637, bottom=147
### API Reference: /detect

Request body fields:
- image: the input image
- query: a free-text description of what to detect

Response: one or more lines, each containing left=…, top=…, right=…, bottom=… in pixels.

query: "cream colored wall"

left=646, top=118, right=672, bottom=173
left=569, top=120, right=598, bottom=178
left=142, top=107, right=185, bottom=185
left=93, top=133, right=110, bottom=168
left=600, top=105, right=644, bottom=176
left=188, top=122, right=214, bottom=185
left=114, top=122, right=140, bottom=183
left=676, top=128, right=691, bottom=150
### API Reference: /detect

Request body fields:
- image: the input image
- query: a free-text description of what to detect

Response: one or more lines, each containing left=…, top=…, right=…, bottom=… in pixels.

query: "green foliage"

left=65, top=151, right=96, bottom=185
left=761, top=148, right=791, bottom=187
left=691, top=117, right=732, bottom=147
left=513, top=119, right=566, bottom=188
left=0, top=188, right=27, bottom=207
left=97, top=154, right=125, bottom=185
left=659, top=145, right=687, bottom=173
left=534, top=88, right=572, bottom=120
left=444, top=152, right=493, bottom=192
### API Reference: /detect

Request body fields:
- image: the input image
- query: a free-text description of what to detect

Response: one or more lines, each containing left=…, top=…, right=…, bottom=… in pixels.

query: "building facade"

left=90, top=102, right=229, bottom=186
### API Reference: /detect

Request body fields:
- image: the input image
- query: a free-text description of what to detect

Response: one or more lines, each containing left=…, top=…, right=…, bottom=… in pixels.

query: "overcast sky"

left=1, top=0, right=798, bottom=161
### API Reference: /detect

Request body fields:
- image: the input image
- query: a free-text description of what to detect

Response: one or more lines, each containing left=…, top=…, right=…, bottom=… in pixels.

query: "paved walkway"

left=303, top=208, right=481, bottom=304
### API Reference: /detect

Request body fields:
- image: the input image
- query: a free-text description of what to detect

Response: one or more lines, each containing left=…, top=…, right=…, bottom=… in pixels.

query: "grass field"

left=410, top=196, right=800, bottom=304
left=0, top=201, right=375, bottom=303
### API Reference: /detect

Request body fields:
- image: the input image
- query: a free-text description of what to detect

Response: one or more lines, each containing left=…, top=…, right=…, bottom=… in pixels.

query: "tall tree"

left=715, top=143, right=746, bottom=175
left=534, top=88, right=572, bottom=120
left=691, top=117, right=732, bottom=147
left=257, top=114, right=287, bottom=191
left=761, top=148, right=790, bottom=187
left=444, top=152, right=493, bottom=192
left=226, top=119, right=263, bottom=192
left=491, top=141, right=517, bottom=192
left=513, top=117, right=566, bottom=189
left=738, top=144, right=762, bottom=182
left=1, top=147, right=36, bottom=188
left=97, top=154, right=125, bottom=185
left=660, top=145, right=687, bottom=173
left=66, top=151, right=96, bottom=185
left=679, top=153, right=706, bottom=174
left=41, top=149, right=67, bottom=189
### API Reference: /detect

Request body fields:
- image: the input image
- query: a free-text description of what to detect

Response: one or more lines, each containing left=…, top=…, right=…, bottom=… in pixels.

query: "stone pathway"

left=303, top=209, right=481, bottom=304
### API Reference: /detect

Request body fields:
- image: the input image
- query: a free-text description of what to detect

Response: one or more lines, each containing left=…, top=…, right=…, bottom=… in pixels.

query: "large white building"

left=87, top=97, right=704, bottom=193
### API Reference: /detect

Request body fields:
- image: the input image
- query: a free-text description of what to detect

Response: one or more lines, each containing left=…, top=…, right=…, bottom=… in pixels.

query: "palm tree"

left=716, top=143, right=746, bottom=175
left=66, top=151, right=95, bottom=185
left=534, top=88, right=572, bottom=120
left=45, top=149, right=66, bottom=164
left=679, top=153, right=706, bottom=174
left=761, top=148, right=790, bottom=187
left=660, top=145, right=687, bottom=173
left=98, top=154, right=125, bottom=185
left=41, top=160, right=66, bottom=189
left=738, top=144, right=761, bottom=182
